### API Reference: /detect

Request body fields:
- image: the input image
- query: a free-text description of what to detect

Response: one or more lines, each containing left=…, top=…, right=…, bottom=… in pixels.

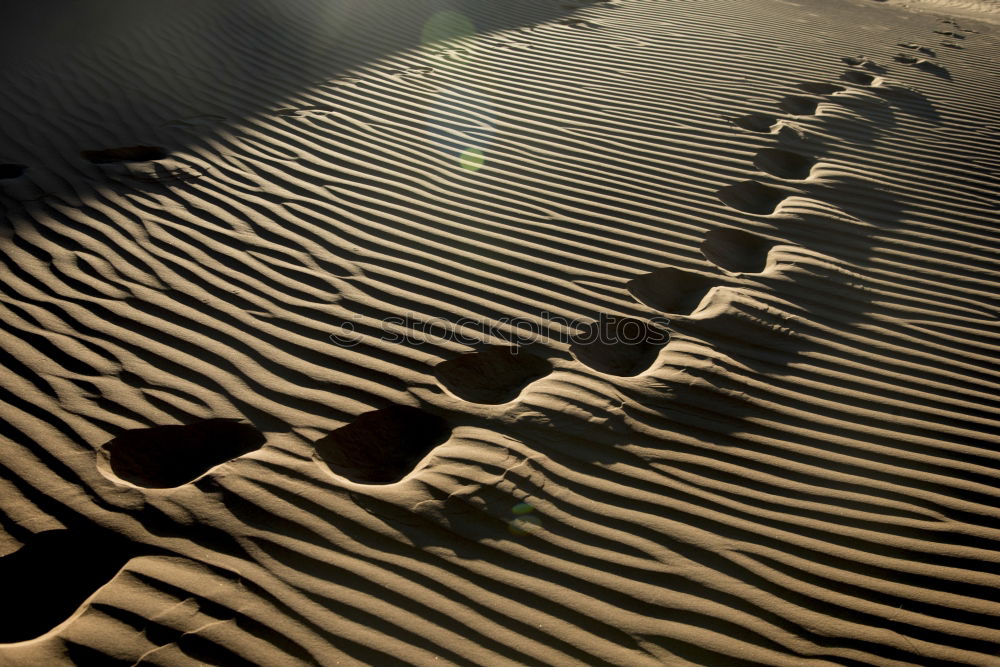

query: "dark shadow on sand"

left=0, top=0, right=592, bottom=171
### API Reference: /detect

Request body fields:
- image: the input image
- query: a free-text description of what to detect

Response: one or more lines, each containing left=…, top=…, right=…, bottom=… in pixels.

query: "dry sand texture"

left=0, top=0, right=999, bottom=664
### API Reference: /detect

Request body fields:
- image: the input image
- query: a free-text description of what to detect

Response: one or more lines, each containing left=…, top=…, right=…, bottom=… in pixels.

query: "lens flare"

left=508, top=514, right=543, bottom=536
left=511, top=502, right=534, bottom=515
left=419, top=11, right=495, bottom=171
left=460, top=147, right=485, bottom=171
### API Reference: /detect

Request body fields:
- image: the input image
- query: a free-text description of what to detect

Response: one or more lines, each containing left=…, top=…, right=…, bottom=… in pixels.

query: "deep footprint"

left=796, top=82, right=845, bottom=95
left=898, top=43, right=936, bottom=56
left=569, top=316, right=668, bottom=376
left=732, top=113, right=778, bottom=132
left=701, top=228, right=774, bottom=273
left=627, top=267, right=715, bottom=315
left=314, top=406, right=450, bottom=484
left=914, top=60, right=951, bottom=79
left=778, top=95, right=820, bottom=115
left=0, top=164, right=26, bottom=179
left=0, top=527, right=138, bottom=642
left=715, top=180, right=787, bottom=215
left=752, top=148, right=814, bottom=180
left=559, top=18, right=600, bottom=28
left=842, top=56, right=886, bottom=73
left=893, top=54, right=951, bottom=78
left=102, top=418, right=265, bottom=488
left=82, top=146, right=168, bottom=164
left=841, top=70, right=876, bottom=85
left=434, top=346, right=552, bottom=404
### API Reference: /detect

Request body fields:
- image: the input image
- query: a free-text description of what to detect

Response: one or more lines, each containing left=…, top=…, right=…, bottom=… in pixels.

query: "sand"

left=0, top=0, right=998, bottom=664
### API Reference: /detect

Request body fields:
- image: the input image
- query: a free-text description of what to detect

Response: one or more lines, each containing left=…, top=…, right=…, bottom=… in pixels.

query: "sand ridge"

left=0, top=0, right=998, bottom=664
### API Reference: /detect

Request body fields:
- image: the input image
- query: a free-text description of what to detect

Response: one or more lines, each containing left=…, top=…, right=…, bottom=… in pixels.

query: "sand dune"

left=1, top=0, right=998, bottom=664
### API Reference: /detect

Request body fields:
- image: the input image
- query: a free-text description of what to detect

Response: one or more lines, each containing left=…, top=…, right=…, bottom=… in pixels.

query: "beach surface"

left=0, top=0, right=998, bottom=664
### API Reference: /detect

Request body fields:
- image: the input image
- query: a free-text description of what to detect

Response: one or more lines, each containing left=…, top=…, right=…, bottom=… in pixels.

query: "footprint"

left=732, top=113, right=779, bottom=132
left=0, top=527, right=138, bottom=642
left=0, top=164, right=26, bottom=179
left=431, top=47, right=472, bottom=60
left=894, top=55, right=951, bottom=78
left=386, top=66, right=435, bottom=82
left=914, top=60, right=951, bottom=79
left=752, top=148, right=814, bottom=180
left=898, top=43, right=936, bottom=57
left=99, top=418, right=265, bottom=488
left=715, top=180, right=787, bottom=215
left=275, top=107, right=335, bottom=118
left=700, top=228, right=774, bottom=274
left=569, top=316, right=668, bottom=376
left=434, top=346, right=552, bottom=404
left=322, top=75, right=363, bottom=87
left=841, top=70, right=876, bottom=86
left=796, top=82, right=845, bottom=95
left=778, top=95, right=820, bottom=115
left=559, top=18, right=601, bottom=28
left=313, top=406, right=450, bottom=484
left=627, top=267, right=715, bottom=315
left=126, top=161, right=207, bottom=184
left=81, top=146, right=168, bottom=164
left=841, top=56, right=886, bottom=73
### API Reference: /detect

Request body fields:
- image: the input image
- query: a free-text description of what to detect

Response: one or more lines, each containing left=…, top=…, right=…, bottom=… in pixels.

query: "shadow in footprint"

left=915, top=60, right=951, bottom=80
left=434, top=346, right=552, bottom=404
left=796, top=82, right=845, bottom=95
left=81, top=146, right=168, bottom=164
left=779, top=95, right=820, bottom=115
left=0, top=527, right=140, bottom=643
left=559, top=18, right=600, bottom=28
left=701, top=228, right=773, bottom=274
left=569, top=316, right=668, bottom=376
left=842, top=56, right=887, bottom=74
left=715, top=180, right=787, bottom=215
left=752, top=149, right=814, bottom=180
left=731, top=113, right=778, bottom=133
left=314, top=406, right=450, bottom=484
left=627, top=267, right=715, bottom=315
left=101, top=418, right=265, bottom=488
left=898, top=43, right=937, bottom=57
left=892, top=55, right=951, bottom=80
left=841, top=70, right=876, bottom=86
left=0, top=164, right=26, bottom=179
